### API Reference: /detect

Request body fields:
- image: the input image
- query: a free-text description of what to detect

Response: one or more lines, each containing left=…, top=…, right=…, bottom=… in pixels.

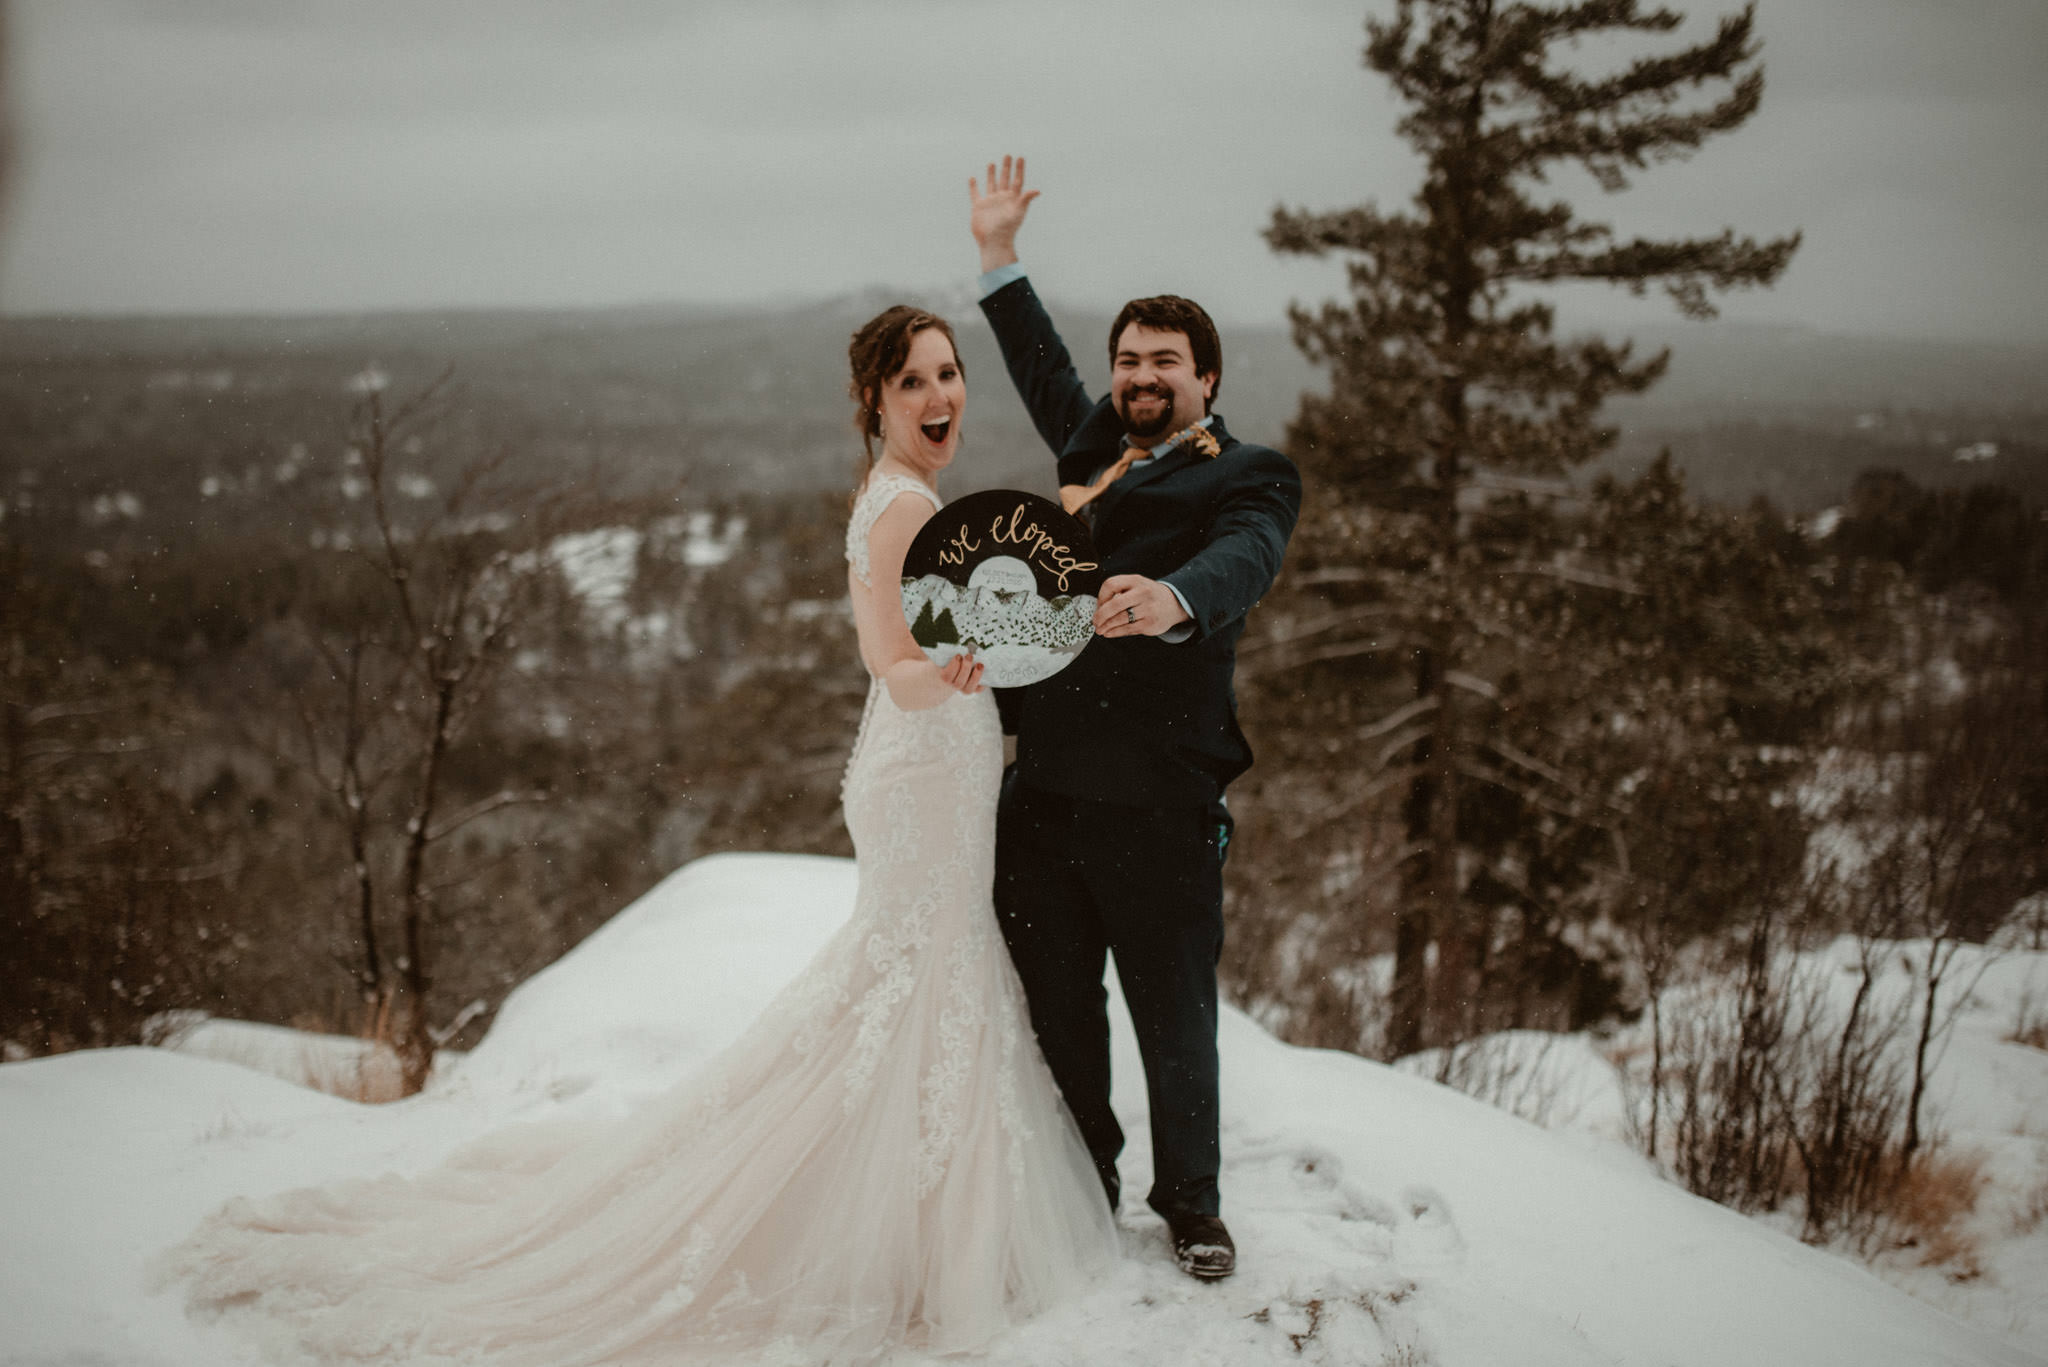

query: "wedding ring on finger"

left=1126, top=606, right=1136, bottom=624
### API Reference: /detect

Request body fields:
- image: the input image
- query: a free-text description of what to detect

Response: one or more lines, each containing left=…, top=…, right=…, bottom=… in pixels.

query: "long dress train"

left=154, top=471, right=1120, bottom=1366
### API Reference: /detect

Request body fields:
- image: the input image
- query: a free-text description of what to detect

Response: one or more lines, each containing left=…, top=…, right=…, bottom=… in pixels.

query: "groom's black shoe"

left=1166, top=1213, right=1235, bottom=1281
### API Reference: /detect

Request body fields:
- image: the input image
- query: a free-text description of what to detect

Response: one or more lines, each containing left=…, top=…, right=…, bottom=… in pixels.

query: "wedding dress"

left=156, top=471, right=1120, bottom=1366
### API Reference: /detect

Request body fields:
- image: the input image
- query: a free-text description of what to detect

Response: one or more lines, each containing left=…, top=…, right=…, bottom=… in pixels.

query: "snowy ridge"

left=0, top=854, right=2039, bottom=1366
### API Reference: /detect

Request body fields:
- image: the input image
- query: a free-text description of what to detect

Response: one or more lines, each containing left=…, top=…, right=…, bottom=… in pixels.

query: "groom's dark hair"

left=1108, top=295, right=1223, bottom=401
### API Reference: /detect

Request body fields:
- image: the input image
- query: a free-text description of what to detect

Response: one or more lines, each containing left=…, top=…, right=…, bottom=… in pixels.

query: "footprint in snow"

left=1392, top=1184, right=1465, bottom=1274
left=1286, top=1145, right=1403, bottom=1229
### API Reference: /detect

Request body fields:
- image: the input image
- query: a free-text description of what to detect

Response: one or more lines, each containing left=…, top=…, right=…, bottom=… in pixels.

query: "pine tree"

left=1264, top=0, right=1800, bottom=1053
left=910, top=597, right=940, bottom=648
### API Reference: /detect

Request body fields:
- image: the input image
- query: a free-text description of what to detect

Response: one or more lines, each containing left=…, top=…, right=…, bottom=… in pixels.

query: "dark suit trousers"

left=994, top=774, right=1228, bottom=1221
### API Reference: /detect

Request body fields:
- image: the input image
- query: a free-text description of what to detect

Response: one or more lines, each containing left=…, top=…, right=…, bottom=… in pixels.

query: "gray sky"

left=3, top=0, right=2044, bottom=338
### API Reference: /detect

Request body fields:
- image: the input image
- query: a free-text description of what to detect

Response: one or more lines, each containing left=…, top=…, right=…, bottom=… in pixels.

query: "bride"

left=155, top=305, right=1122, bottom=1365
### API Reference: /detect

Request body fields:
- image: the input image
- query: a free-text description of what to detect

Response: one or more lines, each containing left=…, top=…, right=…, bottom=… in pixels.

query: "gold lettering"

left=936, top=522, right=980, bottom=567
left=985, top=502, right=1098, bottom=592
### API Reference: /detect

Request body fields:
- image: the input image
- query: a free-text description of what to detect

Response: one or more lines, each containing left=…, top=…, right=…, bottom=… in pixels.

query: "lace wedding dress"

left=155, top=472, right=1120, bottom=1366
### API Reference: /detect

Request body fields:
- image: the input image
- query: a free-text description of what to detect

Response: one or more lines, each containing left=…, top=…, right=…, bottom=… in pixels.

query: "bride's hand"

left=969, top=155, right=1039, bottom=274
left=939, top=651, right=986, bottom=696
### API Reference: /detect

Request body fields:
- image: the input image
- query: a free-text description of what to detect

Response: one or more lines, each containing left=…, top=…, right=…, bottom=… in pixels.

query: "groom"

left=968, top=157, right=1301, bottom=1280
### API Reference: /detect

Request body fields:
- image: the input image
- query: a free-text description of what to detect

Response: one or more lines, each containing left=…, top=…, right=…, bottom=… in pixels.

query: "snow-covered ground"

left=141, top=1013, right=469, bottom=1104
left=1803, top=939, right=2048, bottom=1346
left=2, top=854, right=2042, bottom=1366
left=1464, top=934, right=2048, bottom=1354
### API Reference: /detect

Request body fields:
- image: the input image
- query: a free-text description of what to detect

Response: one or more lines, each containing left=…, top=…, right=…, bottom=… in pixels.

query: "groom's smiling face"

left=1110, top=324, right=1215, bottom=445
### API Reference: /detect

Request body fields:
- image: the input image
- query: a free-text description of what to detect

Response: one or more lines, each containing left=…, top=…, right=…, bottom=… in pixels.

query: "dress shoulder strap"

left=845, top=473, right=942, bottom=586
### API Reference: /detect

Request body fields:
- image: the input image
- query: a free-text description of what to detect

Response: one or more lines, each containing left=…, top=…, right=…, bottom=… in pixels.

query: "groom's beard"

left=1117, top=384, right=1177, bottom=440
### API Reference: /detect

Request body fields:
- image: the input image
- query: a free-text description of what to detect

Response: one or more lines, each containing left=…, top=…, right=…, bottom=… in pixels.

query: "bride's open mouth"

left=920, top=416, right=953, bottom=446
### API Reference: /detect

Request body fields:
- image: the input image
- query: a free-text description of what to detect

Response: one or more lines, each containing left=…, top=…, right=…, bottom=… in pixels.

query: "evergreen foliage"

left=1833, top=470, right=2048, bottom=608
left=910, top=598, right=940, bottom=648
left=1262, top=0, right=1803, bottom=1052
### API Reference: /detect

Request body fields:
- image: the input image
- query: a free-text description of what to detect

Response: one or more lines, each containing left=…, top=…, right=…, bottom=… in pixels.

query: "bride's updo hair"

left=847, top=305, right=962, bottom=490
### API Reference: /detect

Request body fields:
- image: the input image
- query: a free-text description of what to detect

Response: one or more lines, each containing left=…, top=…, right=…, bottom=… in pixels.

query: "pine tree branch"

left=1505, top=226, right=1799, bottom=291
left=1468, top=472, right=1578, bottom=500
left=1444, top=670, right=1500, bottom=701
left=1239, top=638, right=1397, bottom=681
left=1498, top=559, right=1644, bottom=594
left=1488, top=736, right=1576, bottom=791
left=1290, top=567, right=1376, bottom=586
left=1456, top=757, right=1592, bottom=824
left=1520, top=6, right=1754, bottom=116
left=1298, top=768, right=1430, bottom=837
left=23, top=698, right=136, bottom=727
left=423, top=788, right=550, bottom=845
left=1241, top=606, right=1404, bottom=652
left=1378, top=722, right=1438, bottom=771
left=1361, top=694, right=1442, bottom=743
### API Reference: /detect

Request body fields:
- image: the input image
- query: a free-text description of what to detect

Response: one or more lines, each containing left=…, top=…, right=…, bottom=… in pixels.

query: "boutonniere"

left=1159, top=423, right=1221, bottom=459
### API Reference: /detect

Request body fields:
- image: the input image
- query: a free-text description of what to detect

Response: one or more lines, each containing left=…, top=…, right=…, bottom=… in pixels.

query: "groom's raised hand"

left=969, top=154, right=1039, bottom=275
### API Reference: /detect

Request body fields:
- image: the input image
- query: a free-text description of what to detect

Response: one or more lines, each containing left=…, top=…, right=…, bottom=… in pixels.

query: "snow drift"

left=0, top=853, right=2038, bottom=1366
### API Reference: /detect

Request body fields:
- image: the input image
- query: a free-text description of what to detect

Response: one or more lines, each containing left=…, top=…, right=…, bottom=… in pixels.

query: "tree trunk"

left=0, top=697, right=27, bottom=939
left=1388, top=891, right=1431, bottom=1058
left=340, top=645, right=382, bottom=1002
left=1425, top=663, right=1466, bottom=1042
left=394, top=675, right=457, bottom=1095
left=1646, top=984, right=1664, bottom=1161
left=1902, top=954, right=1943, bottom=1166
left=1389, top=644, right=1442, bottom=1058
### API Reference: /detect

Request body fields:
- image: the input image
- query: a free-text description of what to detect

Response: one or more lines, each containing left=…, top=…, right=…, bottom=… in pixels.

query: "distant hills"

left=2, top=294, right=2041, bottom=553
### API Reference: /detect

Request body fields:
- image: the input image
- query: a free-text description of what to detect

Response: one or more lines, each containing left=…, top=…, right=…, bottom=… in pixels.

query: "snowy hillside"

left=1, top=854, right=2040, bottom=1367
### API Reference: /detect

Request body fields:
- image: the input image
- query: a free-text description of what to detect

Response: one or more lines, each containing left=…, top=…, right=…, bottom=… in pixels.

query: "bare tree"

left=276, top=371, right=579, bottom=1092
left=1848, top=632, right=2040, bottom=1163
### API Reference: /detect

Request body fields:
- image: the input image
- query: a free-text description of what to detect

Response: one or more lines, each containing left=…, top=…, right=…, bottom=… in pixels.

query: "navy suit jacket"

left=980, top=276, right=1302, bottom=808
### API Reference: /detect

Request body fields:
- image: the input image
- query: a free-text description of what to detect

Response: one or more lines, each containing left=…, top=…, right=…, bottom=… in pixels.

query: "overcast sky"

left=2, top=0, right=2043, bottom=339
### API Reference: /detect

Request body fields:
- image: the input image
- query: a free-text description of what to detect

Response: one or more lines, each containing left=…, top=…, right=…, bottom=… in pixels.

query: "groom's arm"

left=978, top=273, right=1103, bottom=461
left=969, top=154, right=1112, bottom=466
left=1159, top=446, right=1303, bottom=642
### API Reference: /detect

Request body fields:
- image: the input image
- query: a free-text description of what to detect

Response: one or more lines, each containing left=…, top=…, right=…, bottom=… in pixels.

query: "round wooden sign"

left=899, top=489, right=1105, bottom=688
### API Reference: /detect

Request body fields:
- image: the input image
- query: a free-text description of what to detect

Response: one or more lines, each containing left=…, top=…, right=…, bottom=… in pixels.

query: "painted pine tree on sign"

left=1264, top=0, right=1801, bottom=1054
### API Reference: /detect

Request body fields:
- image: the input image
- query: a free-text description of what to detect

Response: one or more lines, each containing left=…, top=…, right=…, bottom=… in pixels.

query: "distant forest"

left=1, top=298, right=2043, bottom=556
left=3, top=301, right=2044, bottom=1088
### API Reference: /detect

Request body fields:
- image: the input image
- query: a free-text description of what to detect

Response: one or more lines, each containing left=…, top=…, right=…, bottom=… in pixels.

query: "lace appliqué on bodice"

left=845, top=470, right=941, bottom=587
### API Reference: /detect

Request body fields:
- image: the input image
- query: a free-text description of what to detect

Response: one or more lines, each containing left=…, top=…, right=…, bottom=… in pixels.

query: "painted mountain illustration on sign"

left=900, top=490, right=1104, bottom=687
